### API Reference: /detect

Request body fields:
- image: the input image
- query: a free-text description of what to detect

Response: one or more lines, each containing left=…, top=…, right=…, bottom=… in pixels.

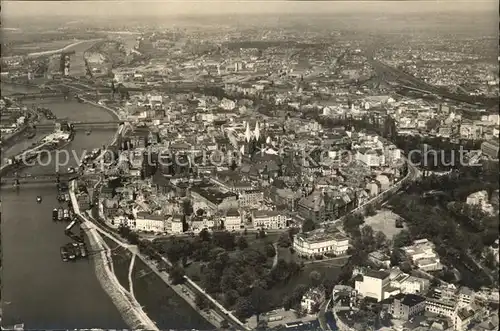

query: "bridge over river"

left=0, top=172, right=78, bottom=185
left=35, top=120, right=123, bottom=131
left=8, top=91, right=67, bottom=100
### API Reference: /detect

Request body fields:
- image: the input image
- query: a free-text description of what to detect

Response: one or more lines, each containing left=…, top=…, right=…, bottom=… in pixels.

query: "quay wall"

left=70, top=181, right=158, bottom=330
left=1, top=125, right=29, bottom=149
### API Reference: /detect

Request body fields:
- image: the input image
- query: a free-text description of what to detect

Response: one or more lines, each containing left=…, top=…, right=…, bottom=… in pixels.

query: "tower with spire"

left=242, top=120, right=264, bottom=155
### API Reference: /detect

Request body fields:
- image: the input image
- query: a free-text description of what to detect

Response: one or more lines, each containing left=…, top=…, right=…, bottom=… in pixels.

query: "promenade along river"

left=1, top=85, right=214, bottom=330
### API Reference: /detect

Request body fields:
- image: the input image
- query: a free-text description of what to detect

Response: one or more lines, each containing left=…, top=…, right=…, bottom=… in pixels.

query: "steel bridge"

left=35, top=121, right=123, bottom=131
left=0, top=172, right=78, bottom=185
left=9, top=91, right=67, bottom=100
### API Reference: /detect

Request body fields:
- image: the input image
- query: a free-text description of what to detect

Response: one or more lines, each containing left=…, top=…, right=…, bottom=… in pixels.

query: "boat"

left=86, top=130, right=91, bottom=136
left=60, top=247, right=69, bottom=262
left=63, top=209, right=69, bottom=220
left=57, top=208, right=64, bottom=221
left=65, top=193, right=70, bottom=202
left=52, top=208, right=58, bottom=221
left=36, top=196, right=42, bottom=203
left=1, top=323, right=24, bottom=331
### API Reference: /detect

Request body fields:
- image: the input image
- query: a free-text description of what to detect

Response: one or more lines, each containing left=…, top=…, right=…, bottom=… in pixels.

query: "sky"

left=3, top=0, right=499, bottom=18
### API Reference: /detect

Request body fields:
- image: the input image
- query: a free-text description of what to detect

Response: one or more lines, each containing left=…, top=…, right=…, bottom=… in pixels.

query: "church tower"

left=254, top=121, right=260, bottom=142
left=245, top=122, right=252, bottom=143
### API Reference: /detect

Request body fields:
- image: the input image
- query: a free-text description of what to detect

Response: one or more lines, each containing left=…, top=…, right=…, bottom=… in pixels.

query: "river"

left=1, top=85, right=127, bottom=328
left=1, top=83, right=213, bottom=330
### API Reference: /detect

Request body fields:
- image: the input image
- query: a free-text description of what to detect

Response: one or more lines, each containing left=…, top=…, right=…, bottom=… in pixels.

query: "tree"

left=484, top=250, right=496, bottom=269
left=199, top=228, right=211, bottom=242
left=309, top=270, right=322, bottom=287
left=302, top=218, right=316, bottom=233
left=169, top=265, right=185, bottom=285
left=195, top=292, right=209, bottom=310
left=278, top=231, right=292, bottom=248
left=235, top=297, right=253, bottom=319
left=390, top=249, right=402, bottom=267
left=251, top=286, right=269, bottom=323
left=400, top=261, right=412, bottom=273
left=365, top=204, right=377, bottom=217
left=237, top=236, right=249, bottom=250
left=393, top=230, right=413, bottom=248
left=343, top=212, right=364, bottom=235
left=265, top=244, right=276, bottom=258
left=374, top=231, right=387, bottom=249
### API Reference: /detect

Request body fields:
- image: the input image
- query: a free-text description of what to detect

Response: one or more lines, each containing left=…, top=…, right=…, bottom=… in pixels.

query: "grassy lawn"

left=277, top=246, right=299, bottom=263
left=101, top=236, right=131, bottom=291
left=364, top=208, right=406, bottom=239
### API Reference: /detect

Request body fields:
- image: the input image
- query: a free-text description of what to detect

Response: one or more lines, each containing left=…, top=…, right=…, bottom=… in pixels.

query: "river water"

left=1, top=84, right=127, bottom=328
left=1, top=83, right=213, bottom=330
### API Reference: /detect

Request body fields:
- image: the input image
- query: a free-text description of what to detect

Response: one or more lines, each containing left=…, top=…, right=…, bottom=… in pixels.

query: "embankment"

left=70, top=181, right=158, bottom=330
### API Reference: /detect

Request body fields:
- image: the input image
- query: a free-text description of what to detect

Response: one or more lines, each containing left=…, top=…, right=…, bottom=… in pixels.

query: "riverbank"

left=69, top=180, right=159, bottom=330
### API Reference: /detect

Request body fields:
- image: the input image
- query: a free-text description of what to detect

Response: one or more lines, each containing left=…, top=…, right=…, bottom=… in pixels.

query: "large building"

left=401, top=239, right=443, bottom=271
left=386, top=293, right=426, bottom=321
left=355, top=270, right=391, bottom=302
left=251, top=210, right=287, bottom=230
left=293, top=230, right=349, bottom=257
left=481, top=139, right=499, bottom=160
left=191, top=184, right=239, bottom=214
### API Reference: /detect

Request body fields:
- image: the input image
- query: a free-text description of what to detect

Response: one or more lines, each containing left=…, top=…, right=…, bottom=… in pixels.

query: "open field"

left=364, top=208, right=406, bottom=239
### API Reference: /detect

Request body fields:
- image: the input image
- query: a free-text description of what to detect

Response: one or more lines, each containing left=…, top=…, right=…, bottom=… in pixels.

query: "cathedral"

left=240, top=121, right=265, bottom=156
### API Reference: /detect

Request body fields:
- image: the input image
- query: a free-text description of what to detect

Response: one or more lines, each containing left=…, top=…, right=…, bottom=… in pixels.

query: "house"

left=375, top=174, right=390, bottom=192
left=252, top=210, right=287, bottom=230
left=425, top=291, right=457, bottom=318
left=457, top=286, right=473, bottom=307
left=301, top=287, right=325, bottom=314
left=368, top=251, right=391, bottom=269
left=191, top=184, right=239, bottom=214
left=355, top=270, right=391, bottom=302
left=170, top=214, right=184, bottom=234
left=389, top=268, right=430, bottom=295
left=387, top=293, right=426, bottom=321
left=293, top=230, right=349, bottom=257
left=135, top=212, right=165, bottom=233
left=356, top=148, right=384, bottom=167
left=401, top=239, right=442, bottom=271
left=239, top=190, right=264, bottom=208
left=224, top=209, right=241, bottom=231
left=471, top=313, right=499, bottom=331
left=481, top=139, right=499, bottom=160
left=454, top=308, right=475, bottom=331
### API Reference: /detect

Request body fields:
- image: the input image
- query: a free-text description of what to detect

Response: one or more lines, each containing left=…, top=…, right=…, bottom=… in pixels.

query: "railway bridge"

left=0, top=172, right=78, bottom=186
left=9, top=91, right=67, bottom=100
left=35, top=121, right=123, bottom=131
